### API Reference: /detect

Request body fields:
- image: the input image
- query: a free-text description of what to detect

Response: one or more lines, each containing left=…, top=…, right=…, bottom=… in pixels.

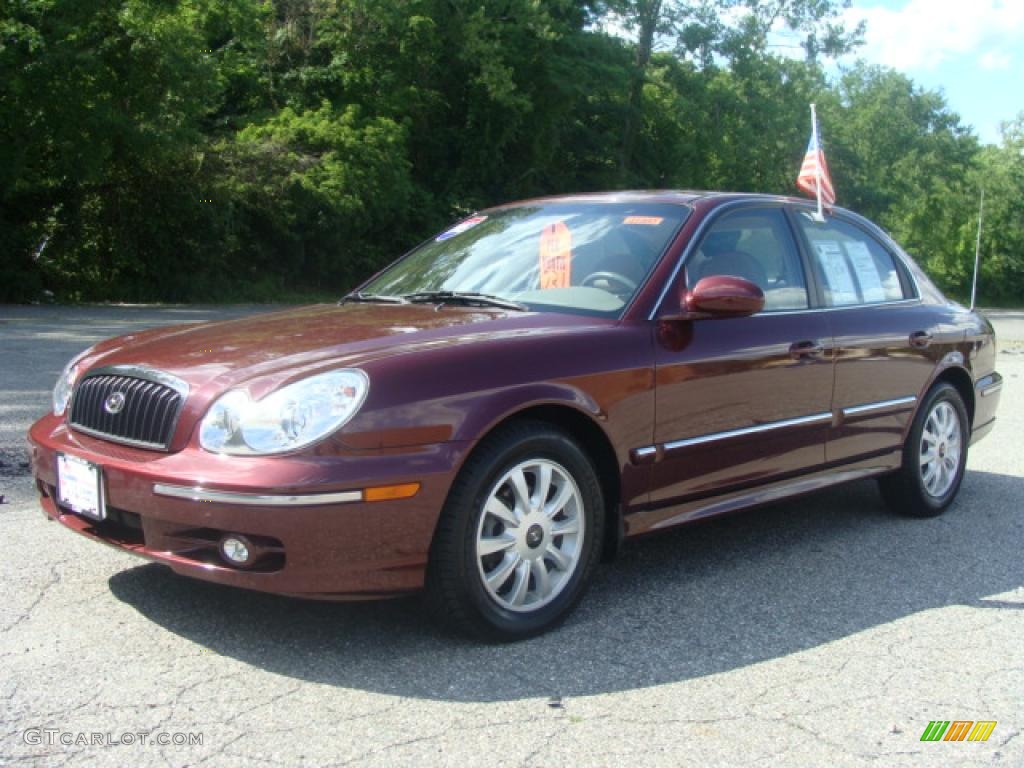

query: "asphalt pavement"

left=1, top=304, right=1022, bottom=767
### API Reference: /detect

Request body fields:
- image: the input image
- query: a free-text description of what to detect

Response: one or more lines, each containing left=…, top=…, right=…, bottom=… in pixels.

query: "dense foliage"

left=1, top=0, right=1021, bottom=303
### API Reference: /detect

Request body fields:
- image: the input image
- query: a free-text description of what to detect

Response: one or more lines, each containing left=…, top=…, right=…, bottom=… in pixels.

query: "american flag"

left=796, top=117, right=835, bottom=206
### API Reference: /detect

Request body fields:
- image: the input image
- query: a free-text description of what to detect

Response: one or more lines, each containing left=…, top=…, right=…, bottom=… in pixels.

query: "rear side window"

left=793, top=213, right=908, bottom=306
left=687, top=208, right=809, bottom=311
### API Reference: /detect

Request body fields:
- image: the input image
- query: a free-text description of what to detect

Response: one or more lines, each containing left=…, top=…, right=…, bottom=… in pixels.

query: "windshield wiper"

left=340, top=291, right=408, bottom=305
left=403, top=291, right=528, bottom=311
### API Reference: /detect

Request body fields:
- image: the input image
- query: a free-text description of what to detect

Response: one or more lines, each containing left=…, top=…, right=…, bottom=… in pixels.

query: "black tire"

left=425, top=420, right=605, bottom=641
left=878, top=381, right=970, bottom=518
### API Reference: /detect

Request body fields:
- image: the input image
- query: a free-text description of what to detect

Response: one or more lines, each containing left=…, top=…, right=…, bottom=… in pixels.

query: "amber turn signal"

left=363, top=482, right=421, bottom=502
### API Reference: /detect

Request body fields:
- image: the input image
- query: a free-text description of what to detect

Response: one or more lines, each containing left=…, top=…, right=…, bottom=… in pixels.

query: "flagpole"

left=970, top=187, right=984, bottom=311
left=811, top=103, right=823, bottom=219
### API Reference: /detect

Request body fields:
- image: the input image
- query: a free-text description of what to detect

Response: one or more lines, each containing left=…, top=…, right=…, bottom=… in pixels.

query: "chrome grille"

left=68, top=367, right=188, bottom=450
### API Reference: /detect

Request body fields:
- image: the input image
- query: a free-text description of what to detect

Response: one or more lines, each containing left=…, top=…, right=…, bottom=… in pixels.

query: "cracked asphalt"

left=1, top=304, right=1022, bottom=767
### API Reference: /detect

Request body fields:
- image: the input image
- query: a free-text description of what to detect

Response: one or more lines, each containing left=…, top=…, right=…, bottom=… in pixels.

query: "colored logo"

left=920, top=721, right=997, bottom=742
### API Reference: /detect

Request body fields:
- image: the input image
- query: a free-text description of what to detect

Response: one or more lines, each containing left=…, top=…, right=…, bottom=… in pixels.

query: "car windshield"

left=360, top=202, right=689, bottom=316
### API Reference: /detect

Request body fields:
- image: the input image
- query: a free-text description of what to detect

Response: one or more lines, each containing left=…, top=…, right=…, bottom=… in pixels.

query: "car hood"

left=77, top=303, right=610, bottom=398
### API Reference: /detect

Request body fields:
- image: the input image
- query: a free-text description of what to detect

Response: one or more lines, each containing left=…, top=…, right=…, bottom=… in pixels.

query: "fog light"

left=220, top=535, right=252, bottom=567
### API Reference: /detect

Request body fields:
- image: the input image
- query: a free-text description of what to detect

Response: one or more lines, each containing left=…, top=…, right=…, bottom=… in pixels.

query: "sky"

left=837, top=0, right=1024, bottom=145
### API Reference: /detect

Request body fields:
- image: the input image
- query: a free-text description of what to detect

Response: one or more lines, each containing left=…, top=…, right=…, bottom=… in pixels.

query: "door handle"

left=789, top=340, right=825, bottom=360
left=910, top=331, right=933, bottom=348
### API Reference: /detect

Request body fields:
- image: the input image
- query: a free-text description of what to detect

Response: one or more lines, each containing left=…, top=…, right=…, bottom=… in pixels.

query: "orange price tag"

left=539, top=221, right=572, bottom=290
left=624, top=216, right=663, bottom=226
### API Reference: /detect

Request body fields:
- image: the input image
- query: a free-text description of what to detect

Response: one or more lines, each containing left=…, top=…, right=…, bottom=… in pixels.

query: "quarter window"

left=794, top=212, right=908, bottom=306
left=687, top=208, right=809, bottom=312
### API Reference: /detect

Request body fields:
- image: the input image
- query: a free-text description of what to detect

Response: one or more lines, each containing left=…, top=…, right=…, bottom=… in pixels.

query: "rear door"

left=788, top=208, right=939, bottom=463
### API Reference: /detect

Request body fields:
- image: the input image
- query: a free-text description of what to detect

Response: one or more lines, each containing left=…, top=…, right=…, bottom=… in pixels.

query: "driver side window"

left=688, top=208, right=809, bottom=312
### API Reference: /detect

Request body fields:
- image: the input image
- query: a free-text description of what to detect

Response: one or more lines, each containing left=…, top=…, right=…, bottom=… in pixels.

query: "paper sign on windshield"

left=815, top=241, right=859, bottom=305
left=539, top=221, right=572, bottom=289
left=843, top=241, right=886, bottom=303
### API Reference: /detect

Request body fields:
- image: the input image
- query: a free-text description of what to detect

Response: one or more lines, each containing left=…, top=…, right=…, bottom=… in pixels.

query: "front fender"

left=337, top=322, right=656, bottom=465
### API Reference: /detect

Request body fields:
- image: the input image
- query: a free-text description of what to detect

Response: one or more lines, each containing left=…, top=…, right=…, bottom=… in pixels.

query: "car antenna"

left=970, top=187, right=984, bottom=311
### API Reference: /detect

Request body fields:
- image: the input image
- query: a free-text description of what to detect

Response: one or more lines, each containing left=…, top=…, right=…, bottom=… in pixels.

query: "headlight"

left=52, top=350, right=91, bottom=416
left=199, top=369, right=369, bottom=455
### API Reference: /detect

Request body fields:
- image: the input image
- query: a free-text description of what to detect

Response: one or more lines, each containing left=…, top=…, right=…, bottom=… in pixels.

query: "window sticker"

left=623, top=216, right=664, bottom=226
left=815, top=241, right=858, bottom=305
left=843, top=241, right=886, bottom=303
left=539, top=221, right=572, bottom=289
left=436, top=215, right=487, bottom=242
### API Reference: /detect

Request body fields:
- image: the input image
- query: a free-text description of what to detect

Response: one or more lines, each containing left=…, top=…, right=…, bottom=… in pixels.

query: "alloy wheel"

left=475, top=459, right=585, bottom=613
left=919, top=400, right=962, bottom=498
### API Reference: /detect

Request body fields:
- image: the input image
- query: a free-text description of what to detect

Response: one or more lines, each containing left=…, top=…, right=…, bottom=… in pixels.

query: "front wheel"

left=878, top=381, right=969, bottom=517
left=426, top=421, right=604, bottom=640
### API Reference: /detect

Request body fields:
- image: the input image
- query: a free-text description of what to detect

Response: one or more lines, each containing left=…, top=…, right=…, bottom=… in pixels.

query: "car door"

left=648, top=205, right=834, bottom=508
left=788, top=207, right=940, bottom=464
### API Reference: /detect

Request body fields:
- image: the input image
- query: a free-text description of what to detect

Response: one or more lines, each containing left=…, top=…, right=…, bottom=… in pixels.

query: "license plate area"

left=56, top=453, right=106, bottom=521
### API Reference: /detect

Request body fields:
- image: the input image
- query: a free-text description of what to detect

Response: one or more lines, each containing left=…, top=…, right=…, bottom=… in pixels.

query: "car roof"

left=485, top=190, right=828, bottom=210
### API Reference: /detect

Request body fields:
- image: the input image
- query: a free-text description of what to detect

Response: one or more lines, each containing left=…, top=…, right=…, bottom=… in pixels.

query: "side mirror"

left=678, top=275, right=765, bottom=319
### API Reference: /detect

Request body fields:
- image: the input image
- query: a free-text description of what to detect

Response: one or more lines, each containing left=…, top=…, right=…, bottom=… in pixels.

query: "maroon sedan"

left=29, top=192, right=1002, bottom=639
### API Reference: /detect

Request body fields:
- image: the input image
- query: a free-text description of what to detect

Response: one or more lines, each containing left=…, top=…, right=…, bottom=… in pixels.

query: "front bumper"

left=28, top=414, right=468, bottom=598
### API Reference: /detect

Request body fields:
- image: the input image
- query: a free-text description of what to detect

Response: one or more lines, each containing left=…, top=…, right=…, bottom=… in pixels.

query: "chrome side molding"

left=841, top=396, right=917, bottom=418
left=662, top=412, right=833, bottom=454
left=631, top=410, right=833, bottom=464
left=632, top=396, right=920, bottom=465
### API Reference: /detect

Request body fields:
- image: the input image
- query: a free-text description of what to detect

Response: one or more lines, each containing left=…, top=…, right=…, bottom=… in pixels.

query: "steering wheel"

left=581, top=271, right=638, bottom=296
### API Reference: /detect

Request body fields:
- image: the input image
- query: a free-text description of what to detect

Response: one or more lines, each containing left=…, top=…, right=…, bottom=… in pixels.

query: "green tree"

left=1, top=1, right=1011, bottom=305
left=964, top=115, right=1024, bottom=304
left=825, top=64, right=979, bottom=296
left=602, top=0, right=861, bottom=182
left=213, top=101, right=414, bottom=295
left=0, top=0, right=251, bottom=300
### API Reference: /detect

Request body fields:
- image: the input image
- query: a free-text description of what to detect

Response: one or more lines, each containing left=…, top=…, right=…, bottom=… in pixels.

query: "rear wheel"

left=878, top=382, right=969, bottom=517
left=426, top=421, right=604, bottom=640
